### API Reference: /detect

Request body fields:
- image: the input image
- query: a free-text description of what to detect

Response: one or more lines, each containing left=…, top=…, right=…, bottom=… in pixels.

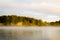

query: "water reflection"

left=0, top=27, right=60, bottom=40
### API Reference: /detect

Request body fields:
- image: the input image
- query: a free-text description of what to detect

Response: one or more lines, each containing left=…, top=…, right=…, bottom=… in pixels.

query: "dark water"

left=0, top=26, right=60, bottom=40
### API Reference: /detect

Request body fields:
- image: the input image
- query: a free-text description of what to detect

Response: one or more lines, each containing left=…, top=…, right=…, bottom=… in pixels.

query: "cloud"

left=41, top=16, right=60, bottom=22
left=0, top=0, right=60, bottom=14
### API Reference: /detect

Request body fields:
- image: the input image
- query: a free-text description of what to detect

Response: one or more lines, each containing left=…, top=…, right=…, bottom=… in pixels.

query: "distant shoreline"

left=0, top=15, right=60, bottom=26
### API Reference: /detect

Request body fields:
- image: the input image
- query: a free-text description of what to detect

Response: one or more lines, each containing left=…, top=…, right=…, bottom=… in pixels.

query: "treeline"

left=0, top=15, right=60, bottom=26
left=50, top=21, right=60, bottom=26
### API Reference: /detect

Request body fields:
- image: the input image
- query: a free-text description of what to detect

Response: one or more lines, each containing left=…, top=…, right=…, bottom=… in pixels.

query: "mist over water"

left=0, top=26, right=60, bottom=40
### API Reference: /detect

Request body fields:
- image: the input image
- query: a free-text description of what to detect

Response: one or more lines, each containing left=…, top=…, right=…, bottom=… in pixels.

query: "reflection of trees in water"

left=0, top=29, right=17, bottom=40
left=0, top=29, right=7, bottom=40
left=0, top=29, right=43, bottom=40
left=1, top=28, right=60, bottom=40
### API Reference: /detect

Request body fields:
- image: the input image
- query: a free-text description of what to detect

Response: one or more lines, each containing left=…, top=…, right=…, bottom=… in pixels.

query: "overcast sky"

left=0, top=0, right=60, bottom=22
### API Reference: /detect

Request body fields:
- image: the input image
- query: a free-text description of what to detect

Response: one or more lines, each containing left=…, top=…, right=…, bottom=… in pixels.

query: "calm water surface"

left=0, top=26, right=60, bottom=40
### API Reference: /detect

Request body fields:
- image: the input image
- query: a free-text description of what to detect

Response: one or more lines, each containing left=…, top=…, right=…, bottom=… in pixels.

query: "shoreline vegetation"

left=0, top=15, right=60, bottom=26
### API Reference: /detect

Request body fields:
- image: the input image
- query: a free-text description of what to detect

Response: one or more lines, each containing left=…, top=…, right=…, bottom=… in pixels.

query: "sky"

left=0, top=0, right=60, bottom=22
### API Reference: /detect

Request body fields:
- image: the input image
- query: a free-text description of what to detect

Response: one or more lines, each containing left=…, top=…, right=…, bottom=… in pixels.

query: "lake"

left=0, top=26, right=60, bottom=40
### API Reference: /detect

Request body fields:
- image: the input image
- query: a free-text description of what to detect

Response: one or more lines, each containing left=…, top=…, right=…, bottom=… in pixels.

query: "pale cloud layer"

left=0, top=0, right=60, bottom=22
